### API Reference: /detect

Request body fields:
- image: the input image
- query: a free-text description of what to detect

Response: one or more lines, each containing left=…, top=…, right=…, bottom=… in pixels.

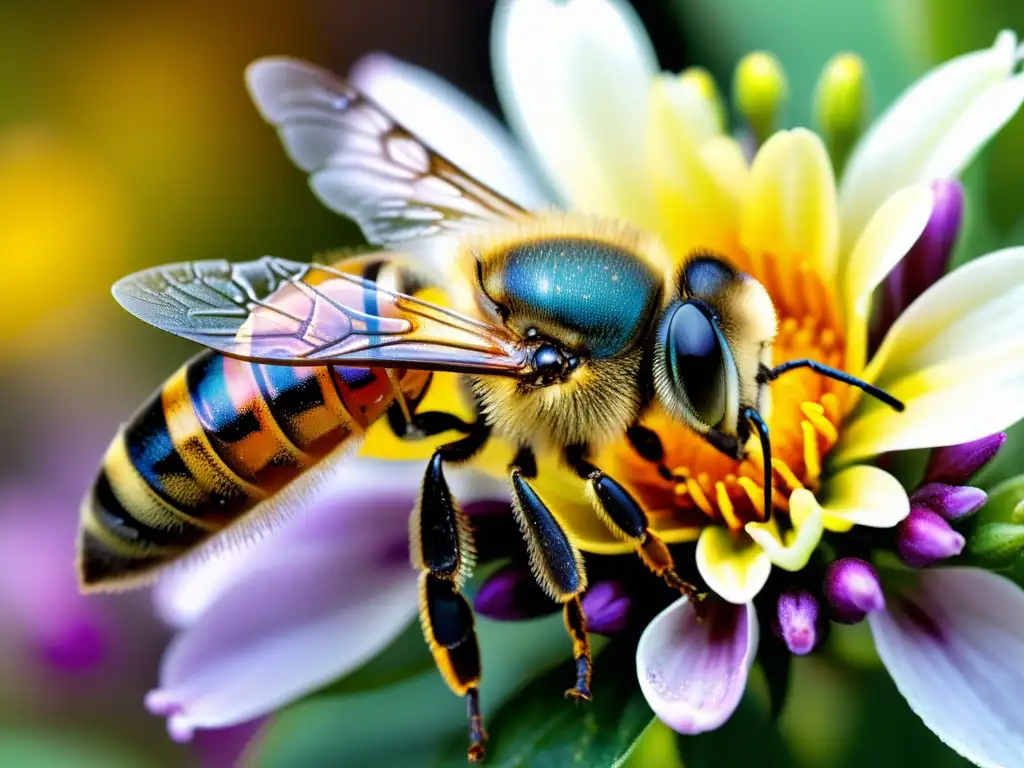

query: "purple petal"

left=145, top=458, right=446, bottom=736
left=870, top=568, right=1024, bottom=768
left=925, top=432, right=1007, bottom=485
left=911, top=483, right=987, bottom=521
left=897, top=507, right=966, bottom=567
left=581, top=581, right=633, bottom=636
left=475, top=562, right=557, bottom=621
left=637, top=598, right=758, bottom=734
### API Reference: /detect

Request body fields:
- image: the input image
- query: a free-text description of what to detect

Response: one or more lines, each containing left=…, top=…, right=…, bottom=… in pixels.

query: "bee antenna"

left=742, top=407, right=773, bottom=522
left=758, top=359, right=905, bottom=412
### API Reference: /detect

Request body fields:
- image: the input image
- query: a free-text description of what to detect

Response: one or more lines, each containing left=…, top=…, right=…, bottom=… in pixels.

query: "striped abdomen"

left=78, top=350, right=430, bottom=590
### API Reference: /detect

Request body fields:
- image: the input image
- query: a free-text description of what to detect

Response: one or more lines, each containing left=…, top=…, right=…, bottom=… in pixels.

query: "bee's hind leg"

left=564, top=441, right=706, bottom=615
left=508, top=447, right=592, bottom=700
left=412, top=421, right=491, bottom=763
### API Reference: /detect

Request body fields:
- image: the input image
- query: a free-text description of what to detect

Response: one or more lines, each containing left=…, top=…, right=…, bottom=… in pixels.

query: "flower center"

left=610, top=298, right=847, bottom=536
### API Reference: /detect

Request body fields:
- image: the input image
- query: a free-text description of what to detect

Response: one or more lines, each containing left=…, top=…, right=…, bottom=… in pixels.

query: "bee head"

left=653, top=256, right=777, bottom=460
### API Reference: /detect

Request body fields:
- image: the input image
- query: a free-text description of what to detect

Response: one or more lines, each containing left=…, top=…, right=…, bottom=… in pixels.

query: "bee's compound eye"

left=663, top=302, right=726, bottom=426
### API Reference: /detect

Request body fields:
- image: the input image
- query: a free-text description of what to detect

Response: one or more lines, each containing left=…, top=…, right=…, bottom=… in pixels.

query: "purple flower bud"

left=581, top=581, right=633, bottom=636
left=474, top=563, right=557, bottom=621
left=772, top=588, right=826, bottom=655
left=911, top=482, right=987, bottom=521
left=924, top=433, right=1006, bottom=485
left=824, top=558, right=885, bottom=624
left=897, top=506, right=966, bottom=568
left=872, top=179, right=964, bottom=350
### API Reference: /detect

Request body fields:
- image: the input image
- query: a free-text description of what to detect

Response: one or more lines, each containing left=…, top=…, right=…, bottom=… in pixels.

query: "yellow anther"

left=679, top=66, right=727, bottom=132
left=815, top=53, right=869, bottom=175
left=772, top=457, right=804, bottom=491
left=801, top=401, right=839, bottom=443
left=686, top=478, right=714, bottom=516
left=802, top=420, right=822, bottom=485
left=734, top=51, right=788, bottom=147
left=737, top=476, right=765, bottom=518
left=716, top=481, right=742, bottom=531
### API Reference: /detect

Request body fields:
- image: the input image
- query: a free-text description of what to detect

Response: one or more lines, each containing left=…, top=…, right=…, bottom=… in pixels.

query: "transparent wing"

left=112, top=257, right=531, bottom=374
left=245, top=57, right=528, bottom=245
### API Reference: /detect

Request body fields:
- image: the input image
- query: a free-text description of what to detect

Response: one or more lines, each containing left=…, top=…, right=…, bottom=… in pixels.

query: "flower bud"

left=773, top=588, right=826, bottom=655
left=925, top=432, right=1006, bottom=485
left=911, top=483, right=987, bottom=521
left=897, top=506, right=966, bottom=567
left=474, top=563, right=557, bottom=621
left=679, top=66, right=726, bottom=132
left=581, top=581, right=633, bottom=636
left=734, top=52, right=788, bottom=147
left=877, top=180, right=965, bottom=345
left=967, top=522, right=1024, bottom=569
left=824, top=558, right=885, bottom=624
left=814, top=53, right=869, bottom=174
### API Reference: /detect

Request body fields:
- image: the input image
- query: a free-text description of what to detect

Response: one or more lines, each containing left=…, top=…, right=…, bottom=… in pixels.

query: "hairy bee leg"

left=412, top=423, right=492, bottom=763
left=509, top=448, right=592, bottom=700
left=565, top=445, right=706, bottom=615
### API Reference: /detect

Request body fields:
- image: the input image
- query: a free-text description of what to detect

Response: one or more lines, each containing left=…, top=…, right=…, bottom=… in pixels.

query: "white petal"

left=492, top=0, right=658, bottom=224
left=695, top=527, right=772, bottom=604
left=870, top=568, right=1024, bottom=768
left=637, top=598, right=758, bottom=734
left=836, top=248, right=1024, bottom=463
left=348, top=53, right=549, bottom=209
left=840, top=31, right=1024, bottom=244
left=841, top=185, right=933, bottom=375
left=818, top=466, right=910, bottom=530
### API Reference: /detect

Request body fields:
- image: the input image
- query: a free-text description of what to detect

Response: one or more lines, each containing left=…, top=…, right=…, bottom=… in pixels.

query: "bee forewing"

left=245, top=57, right=528, bottom=246
left=113, top=257, right=531, bottom=374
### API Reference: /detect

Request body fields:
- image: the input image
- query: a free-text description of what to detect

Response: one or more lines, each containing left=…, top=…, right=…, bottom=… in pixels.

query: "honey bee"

left=79, top=58, right=903, bottom=763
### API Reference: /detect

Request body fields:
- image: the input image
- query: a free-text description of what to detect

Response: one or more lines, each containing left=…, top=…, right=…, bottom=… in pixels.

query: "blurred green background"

left=0, top=0, right=1021, bottom=765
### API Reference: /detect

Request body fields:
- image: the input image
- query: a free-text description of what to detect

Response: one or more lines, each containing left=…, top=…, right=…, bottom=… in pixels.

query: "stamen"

left=716, top=482, right=743, bottom=531
left=801, top=402, right=839, bottom=443
left=686, top=478, right=714, bottom=516
left=772, top=458, right=804, bottom=492
left=738, top=477, right=765, bottom=518
left=802, top=421, right=822, bottom=485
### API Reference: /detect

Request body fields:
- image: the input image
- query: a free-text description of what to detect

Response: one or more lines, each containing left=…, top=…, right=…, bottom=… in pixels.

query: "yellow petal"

left=745, top=488, right=823, bottom=571
left=647, top=75, right=743, bottom=266
left=695, top=527, right=772, bottom=604
left=841, top=185, right=933, bottom=376
left=818, top=466, right=909, bottom=532
left=740, top=128, right=839, bottom=289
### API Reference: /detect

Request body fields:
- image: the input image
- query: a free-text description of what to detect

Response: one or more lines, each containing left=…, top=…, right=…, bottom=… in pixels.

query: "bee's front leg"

left=564, top=442, right=706, bottom=614
left=508, top=446, right=592, bottom=701
left=412, top=420, right=491, bottom=763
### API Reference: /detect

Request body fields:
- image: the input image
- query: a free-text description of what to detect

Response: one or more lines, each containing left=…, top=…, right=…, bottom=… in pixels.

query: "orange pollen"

left=613, top=313, right=846, bottom=535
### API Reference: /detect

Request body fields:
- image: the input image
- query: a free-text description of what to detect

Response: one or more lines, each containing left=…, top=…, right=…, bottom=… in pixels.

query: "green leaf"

left=0, top=729, right=141, bottom=768
left=435, top=640, right=654, bottom=768
left=975, top=474, right=1024, bottom=526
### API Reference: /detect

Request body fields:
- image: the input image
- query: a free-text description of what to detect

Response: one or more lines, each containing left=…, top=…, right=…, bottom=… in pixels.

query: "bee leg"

left=508, top=447, right=592, bottom=701
left=387, top=401, right=477, bottom=441
left=413, top=424, right=492, bottom=763
left=565, top=444, right=706, bottom=614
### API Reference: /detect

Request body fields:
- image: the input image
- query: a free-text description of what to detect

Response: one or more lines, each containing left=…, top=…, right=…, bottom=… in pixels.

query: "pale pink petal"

left=348, top=53, right=549, bottom=208
left=869, top=568, right=1024, bottom=768
left=637, top=598, right=758, bottom=734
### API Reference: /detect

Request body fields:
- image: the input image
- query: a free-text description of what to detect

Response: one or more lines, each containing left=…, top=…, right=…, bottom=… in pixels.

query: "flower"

left=144, top=456, right=505, bottom=743
left=337, top=0, right=1024, bottom=762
